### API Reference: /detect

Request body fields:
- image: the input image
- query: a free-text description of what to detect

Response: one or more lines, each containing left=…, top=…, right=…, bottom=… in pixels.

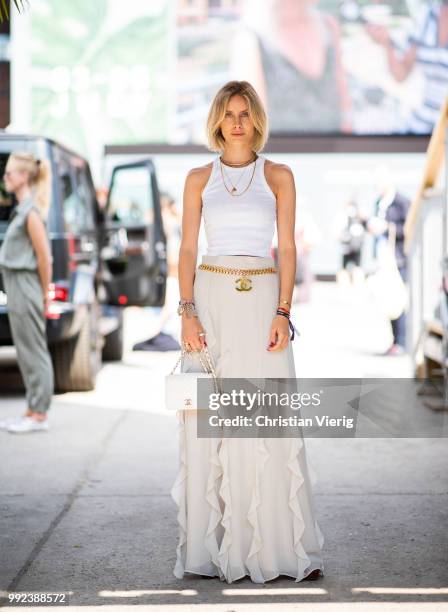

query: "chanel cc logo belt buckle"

left=197, top=263, right=277, bottom=293
left=235, top=277, right=252, bottom=291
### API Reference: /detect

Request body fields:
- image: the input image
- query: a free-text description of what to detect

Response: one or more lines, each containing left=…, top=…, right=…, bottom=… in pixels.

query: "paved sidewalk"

left=0, top=281, right=447, bottom=611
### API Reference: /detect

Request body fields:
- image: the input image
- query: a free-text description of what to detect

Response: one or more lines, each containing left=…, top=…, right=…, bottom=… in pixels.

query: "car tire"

left=102, top=309, right=124, bottom=361
left=51, top=301, right=103, bottom=392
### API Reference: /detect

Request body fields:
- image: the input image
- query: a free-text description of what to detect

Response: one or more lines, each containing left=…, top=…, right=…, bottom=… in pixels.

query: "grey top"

left=254, top=16, right=341, bottom=133
left=0, top=195, right=48, bottom=271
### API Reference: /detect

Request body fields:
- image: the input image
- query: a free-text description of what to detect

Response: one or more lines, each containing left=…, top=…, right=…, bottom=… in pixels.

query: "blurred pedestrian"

left=0, top=152, right=54, bottom=432
left=160, top=191, right=182, bottom=279
left=294, top=208, right=322, bottom=302
left=335, top=198, right=367, bottom=287
left=367, top=169, right=410, bottom=355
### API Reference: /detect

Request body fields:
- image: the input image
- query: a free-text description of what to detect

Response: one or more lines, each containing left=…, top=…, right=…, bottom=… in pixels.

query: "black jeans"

left=391, top=264, right=408, bottom=347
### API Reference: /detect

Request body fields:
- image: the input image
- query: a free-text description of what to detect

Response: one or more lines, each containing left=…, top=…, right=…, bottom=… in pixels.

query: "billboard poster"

left=177, top=0, right=448, bottom=137
left=27, top=0, right=448, bottom=159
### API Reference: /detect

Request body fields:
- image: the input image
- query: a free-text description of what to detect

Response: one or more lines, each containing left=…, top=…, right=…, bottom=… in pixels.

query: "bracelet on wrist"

left=276, top=308, right=300, bottom=341
left=177, top=302, right=198, bottom=317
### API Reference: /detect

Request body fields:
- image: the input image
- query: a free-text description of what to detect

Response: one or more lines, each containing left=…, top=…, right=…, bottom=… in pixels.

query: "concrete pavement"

left=0, top=280, right=447, bottom=610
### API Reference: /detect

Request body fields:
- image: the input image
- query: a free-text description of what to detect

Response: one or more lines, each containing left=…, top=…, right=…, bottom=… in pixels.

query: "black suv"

left=0, top=134, right=167, bottom=391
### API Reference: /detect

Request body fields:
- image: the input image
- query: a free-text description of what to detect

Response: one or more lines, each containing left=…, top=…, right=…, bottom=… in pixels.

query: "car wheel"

left=51, top=301, right=103, bottom=392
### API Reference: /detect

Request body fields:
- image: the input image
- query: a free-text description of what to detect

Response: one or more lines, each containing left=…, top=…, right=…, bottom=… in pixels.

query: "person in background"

left=294, top=208, right=322, bottom=302
left=231, top=0, right=353, bottom=133
left=95, top=186, right=109, bottom=212
left=365, top=0, right=448, bottom=133
left=160, top=191, right=182, bottom=280
left=335, top=198, right=367, bottom=287
left=0, top=153, right=54, bottom=432
left=367, top=171, right=411, bottom=356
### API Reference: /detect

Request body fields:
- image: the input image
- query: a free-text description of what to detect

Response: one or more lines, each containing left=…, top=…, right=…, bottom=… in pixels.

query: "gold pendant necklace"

left=219, top=157, right=258, bottom=197
left=221, top=163, right=250, bottom=194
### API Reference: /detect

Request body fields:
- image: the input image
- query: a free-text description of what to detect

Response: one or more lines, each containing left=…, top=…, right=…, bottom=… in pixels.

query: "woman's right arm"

left=364, top=23, right=417, bottom=82
left=27, top=209, right=52, bottom=311
left=178, top=166, right=211, bottom=351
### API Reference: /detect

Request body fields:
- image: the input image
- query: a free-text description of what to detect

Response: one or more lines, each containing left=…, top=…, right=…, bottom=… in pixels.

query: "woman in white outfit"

left=170, top=80, right=325, bottom=583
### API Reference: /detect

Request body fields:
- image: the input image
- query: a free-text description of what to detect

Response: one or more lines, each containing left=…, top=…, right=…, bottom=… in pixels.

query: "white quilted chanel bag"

left=165, top=345, right=221, bottom=411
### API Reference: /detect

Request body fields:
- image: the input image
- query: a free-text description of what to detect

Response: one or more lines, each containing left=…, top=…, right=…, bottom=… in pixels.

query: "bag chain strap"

left=169, top=345, right=221, bottom=395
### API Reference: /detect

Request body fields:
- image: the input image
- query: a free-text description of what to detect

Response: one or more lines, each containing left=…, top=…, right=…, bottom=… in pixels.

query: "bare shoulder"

left=185, top=162, right=214, bottom=193
left=26, top=206, right=44, bottom=229
left=263, top=158, right=295, bottom=195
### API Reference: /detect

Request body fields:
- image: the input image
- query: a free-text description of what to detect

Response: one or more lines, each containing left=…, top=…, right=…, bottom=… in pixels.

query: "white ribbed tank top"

left=201, top=154, right=277, bottom=257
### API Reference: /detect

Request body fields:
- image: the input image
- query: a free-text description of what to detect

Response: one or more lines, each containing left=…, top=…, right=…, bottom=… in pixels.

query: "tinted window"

left=0, top=153, right=16, bottom=226
left=73, top=165, right=95, bottom=231
left=59, top=160, right=94, bottom=233
left=108, top=166, right=154, bottom=227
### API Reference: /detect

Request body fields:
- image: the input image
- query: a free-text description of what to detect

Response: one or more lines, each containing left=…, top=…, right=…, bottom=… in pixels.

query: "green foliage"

left=0, top=0, right=29, bottom=22
left=30, top=0, right=171, bottom=155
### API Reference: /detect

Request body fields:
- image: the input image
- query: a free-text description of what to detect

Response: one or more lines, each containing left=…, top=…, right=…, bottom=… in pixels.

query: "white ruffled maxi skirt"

left=170, top=254, right=325, bottom=583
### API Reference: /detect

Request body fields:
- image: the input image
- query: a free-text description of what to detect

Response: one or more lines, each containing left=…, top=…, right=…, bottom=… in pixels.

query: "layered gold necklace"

left=219, top=153, right=258, bottom=196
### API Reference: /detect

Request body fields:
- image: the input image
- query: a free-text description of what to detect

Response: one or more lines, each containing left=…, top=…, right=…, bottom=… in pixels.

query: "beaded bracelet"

left=277, top=306, right=290, bottom=314
left=276, top=308, right=300, bottom=341
left=177, top=301, right=198, bottom=317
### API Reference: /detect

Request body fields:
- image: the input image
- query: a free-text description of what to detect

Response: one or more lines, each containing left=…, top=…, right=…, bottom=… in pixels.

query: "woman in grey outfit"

left=0, top=152, right=54, bottom=433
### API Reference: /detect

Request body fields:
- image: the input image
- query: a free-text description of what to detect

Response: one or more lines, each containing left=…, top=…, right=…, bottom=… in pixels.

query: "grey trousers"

left=2, top=268, right=54, bottom=414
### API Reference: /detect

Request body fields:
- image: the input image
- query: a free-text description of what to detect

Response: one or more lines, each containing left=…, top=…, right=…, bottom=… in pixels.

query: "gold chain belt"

left=197, top=263, right=277, bottom=291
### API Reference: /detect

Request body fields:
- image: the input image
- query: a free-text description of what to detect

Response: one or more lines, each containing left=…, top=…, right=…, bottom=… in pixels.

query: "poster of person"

left=26, top=0, right=448, bottom=162
left=177, top=0, right=448, bottom=137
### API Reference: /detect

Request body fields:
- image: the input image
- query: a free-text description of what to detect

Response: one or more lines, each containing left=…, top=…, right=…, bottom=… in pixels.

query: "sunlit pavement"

left=0, top=280, right=447, bottom=610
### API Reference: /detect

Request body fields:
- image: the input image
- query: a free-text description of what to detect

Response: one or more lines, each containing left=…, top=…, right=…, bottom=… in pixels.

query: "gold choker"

left=220, top=154, right=258, bottom=167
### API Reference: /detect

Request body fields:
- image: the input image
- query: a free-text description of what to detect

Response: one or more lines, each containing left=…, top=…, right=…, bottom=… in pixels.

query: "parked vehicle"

left=0, top=134, right=167, bottom=391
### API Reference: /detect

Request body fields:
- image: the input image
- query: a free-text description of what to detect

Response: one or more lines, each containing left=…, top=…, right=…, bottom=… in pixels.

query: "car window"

left=74, top=165, right=95, bottom=231
left=108, top=166, right=155, bottom=227
left=0, top=153, right=16, bottom=228
left=59, top=161, right=93, bottom=234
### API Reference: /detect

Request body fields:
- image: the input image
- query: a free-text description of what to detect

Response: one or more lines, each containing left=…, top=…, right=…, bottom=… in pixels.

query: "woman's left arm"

left=267, top=163, right=297, bottom=352
left=27, top=209, right=53, bottom=308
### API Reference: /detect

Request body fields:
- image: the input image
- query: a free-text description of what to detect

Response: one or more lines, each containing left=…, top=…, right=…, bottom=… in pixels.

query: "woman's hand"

left=267, top=315, right=290, bottom=352
left=181, top=314, right=207, bottom=352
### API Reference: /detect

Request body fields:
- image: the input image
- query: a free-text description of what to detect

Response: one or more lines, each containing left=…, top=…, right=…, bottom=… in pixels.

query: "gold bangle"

left=279, top=299, right=291, bottom=306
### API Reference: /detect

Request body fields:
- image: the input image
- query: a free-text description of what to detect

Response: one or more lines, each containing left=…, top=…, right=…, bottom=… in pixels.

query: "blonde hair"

left=206, top=80, right=268, bottom=152
left=8, top=152, right=52, bottom=219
